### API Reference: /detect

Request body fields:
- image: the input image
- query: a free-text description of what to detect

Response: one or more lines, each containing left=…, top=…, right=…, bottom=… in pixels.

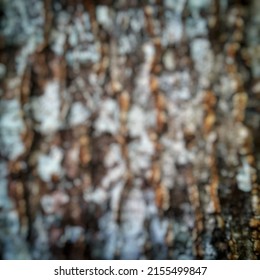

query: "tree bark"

left=0, top=0, right=259, bottom=259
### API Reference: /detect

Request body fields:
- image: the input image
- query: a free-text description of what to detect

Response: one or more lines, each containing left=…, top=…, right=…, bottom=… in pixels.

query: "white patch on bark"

left=128, top=132, right=154, bottom=175
left=127, top=105, right=146, bottom=137
left=236, top=158, right=252, bottom=192
left=163, top=13, right=183, bottom=45
left=191, top=38, right=214, bottom=87
left=94, top=99, right=120, bottom=135
left=96, top=6, right=112, bottom=28
left=0, top=161, right=10, bottom=209
left=186, top=15, right=208, bottom=38
left=37, top=146, right=63, bottom=182
left=31, top=80, right=61, bottom=134
left=0, top=99, right=25, bottom=159
left=101, top=144, right=126, bottom=189
left=64, top=226, right=84, bottom=243
left=188, top=0, right=211, bottom=15
left=163, top=50, right=176, bottom=71
left=69, top=102, right=90, bottom=126
left=133, top=43, right=154, bottom=105
left=51, top=31, right=66, bottom=56
left=120, top=186, right=146, bottom=259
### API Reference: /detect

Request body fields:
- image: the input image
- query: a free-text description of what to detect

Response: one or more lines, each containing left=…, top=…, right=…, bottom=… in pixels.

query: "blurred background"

left=0, top=0, right=259, bottom=259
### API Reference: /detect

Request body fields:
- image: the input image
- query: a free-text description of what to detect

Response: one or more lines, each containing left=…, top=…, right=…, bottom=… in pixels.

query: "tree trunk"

left=0, top=0, right=259, bottom=260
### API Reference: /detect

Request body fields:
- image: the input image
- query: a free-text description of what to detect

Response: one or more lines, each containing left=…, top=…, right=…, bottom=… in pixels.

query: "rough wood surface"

left=0, top=0, right=259, bottom=259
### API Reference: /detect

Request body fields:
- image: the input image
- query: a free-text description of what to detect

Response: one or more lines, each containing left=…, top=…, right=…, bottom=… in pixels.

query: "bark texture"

left=0, top=0, right=259, bottom=259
